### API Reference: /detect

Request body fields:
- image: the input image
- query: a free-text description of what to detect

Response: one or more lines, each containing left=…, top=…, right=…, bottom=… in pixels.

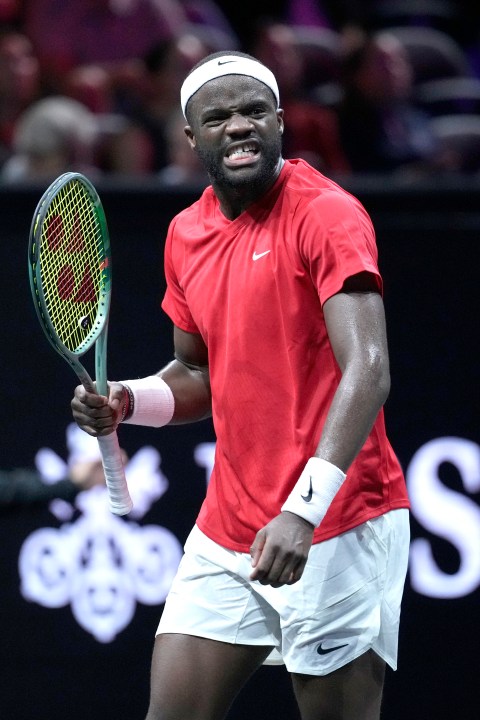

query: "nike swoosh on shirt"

left=252, top=250, right=271, bottom=261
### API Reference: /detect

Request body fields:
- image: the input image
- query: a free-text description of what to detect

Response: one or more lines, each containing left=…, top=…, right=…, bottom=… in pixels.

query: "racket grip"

left=97, top=432, right=133, bottom=515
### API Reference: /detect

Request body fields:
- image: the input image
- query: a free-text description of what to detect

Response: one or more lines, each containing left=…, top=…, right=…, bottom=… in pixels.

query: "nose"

left=225, top=113, right=254, bottom=135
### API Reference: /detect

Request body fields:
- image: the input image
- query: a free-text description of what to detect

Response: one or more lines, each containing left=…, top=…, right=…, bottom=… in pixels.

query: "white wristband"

left=121, top=376, right=175, bottom=427
left=281, top=457, right=346, bottom=528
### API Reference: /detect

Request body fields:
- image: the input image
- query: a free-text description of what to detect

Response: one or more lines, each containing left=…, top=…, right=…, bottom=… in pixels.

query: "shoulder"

left=283, top=159, right=372, bottom=230
left=168, top=185, right=216, bottom=233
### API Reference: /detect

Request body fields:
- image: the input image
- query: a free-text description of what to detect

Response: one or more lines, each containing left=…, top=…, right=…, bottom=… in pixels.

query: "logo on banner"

left=18, top=424, right=183, bottom=643
left=407, top=436, right=480, bottom=599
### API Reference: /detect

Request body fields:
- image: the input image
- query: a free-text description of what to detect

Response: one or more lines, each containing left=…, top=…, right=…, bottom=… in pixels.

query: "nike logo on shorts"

left=317, top=641, right=349, bottom=655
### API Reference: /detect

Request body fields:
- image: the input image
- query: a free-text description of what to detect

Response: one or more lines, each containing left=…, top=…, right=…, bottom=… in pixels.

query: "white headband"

left=180, top=55, right=280, bottom=118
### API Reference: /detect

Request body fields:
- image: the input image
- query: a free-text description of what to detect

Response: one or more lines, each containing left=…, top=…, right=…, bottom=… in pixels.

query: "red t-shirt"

left=162, top=159, right=409, bottom=552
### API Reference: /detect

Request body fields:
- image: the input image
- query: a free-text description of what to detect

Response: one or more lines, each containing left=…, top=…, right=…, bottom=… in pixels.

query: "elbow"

left=377, top=367, right=391, bottom=406
left=359, top=343, right=390, bottom=406
left=369, top=353, right=391, bottom=406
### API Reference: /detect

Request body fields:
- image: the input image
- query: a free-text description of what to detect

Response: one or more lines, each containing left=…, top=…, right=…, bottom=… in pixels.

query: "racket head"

left=28, top=172, right=112, bottom=369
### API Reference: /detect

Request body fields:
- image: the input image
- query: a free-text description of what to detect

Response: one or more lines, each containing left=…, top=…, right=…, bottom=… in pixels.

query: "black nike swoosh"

left=317, top=642, right=349, bottom=655
left=300, top=476, right=313, bottom=503
left=218, top=60, right=236, bottom=65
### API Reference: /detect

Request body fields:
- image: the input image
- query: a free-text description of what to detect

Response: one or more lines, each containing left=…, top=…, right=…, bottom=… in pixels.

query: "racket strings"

left=37, top=181, right=107, bottom=353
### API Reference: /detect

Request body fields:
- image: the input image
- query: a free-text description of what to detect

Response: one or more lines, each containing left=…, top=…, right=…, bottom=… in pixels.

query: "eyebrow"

left=200, top=96, right=272, bottom=117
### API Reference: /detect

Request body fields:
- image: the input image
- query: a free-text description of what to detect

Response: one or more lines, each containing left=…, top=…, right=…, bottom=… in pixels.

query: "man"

left=71, top=51, right=410, bottom=720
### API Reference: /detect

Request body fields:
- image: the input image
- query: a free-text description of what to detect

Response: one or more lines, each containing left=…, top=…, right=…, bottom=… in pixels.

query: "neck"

left=214, top=157, right=285, bottom=220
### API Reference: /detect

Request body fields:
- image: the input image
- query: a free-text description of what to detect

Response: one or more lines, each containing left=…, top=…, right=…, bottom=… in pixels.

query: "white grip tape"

left=121, top=375, right=175, bottom=427
left=97, top=432, right=133, bottom=515
left=281, top=457, right=346, bottom=527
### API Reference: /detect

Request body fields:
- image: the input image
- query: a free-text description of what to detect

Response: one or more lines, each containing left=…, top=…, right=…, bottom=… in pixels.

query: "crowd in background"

left=1, top=0, right=480, bottom=185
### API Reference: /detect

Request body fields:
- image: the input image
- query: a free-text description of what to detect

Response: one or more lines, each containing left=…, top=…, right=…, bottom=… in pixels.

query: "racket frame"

left=28, top=172, right=132, bottom=514
left=28, top=172, right=111, bottom=394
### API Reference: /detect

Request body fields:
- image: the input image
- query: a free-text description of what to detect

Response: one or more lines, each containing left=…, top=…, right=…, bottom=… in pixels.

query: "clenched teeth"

left=227, top=143, right=257, bottom=160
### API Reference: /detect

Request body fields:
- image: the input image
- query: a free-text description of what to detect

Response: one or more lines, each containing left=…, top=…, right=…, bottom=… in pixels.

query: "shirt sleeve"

left=299, top=187, right=382, bottom=306
left=161, top=218, right=200, bottom=334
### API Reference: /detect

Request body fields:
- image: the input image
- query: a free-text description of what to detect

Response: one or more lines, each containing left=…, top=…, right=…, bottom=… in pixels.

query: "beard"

left=195, top=133, right=282, bottom=193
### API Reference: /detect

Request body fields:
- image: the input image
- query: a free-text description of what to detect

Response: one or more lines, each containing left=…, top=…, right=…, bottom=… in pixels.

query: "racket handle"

left=97, top=432, right=133, bottom=515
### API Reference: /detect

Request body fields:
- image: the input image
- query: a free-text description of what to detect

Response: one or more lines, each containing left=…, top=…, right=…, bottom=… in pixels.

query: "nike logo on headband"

left=218, top=60, right=237, bottom=65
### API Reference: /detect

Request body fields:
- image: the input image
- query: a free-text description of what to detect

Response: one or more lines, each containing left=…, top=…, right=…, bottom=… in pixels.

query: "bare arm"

left=314, top=288, right=390, bottom=470
left=250, top=280, right=391, bottom=586
left=71, top=325, right=211, bottom=435
left=159, top=326, right=212, bottom=424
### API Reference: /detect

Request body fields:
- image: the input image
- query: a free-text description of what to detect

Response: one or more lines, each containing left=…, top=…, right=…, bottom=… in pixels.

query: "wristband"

left=120, top=376, right=175, bottom=427
left=281, top=457, right=346, bottom=528
left=120, top=384, right=132, bottom=422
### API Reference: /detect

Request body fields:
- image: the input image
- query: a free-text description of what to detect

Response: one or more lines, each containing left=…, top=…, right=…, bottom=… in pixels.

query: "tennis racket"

left=28, top=172, right=133, bottom=515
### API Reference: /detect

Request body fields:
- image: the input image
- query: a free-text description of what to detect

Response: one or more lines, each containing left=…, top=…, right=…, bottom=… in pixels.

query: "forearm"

left=282, top=289, right=391, bottom=529
left=120, top=327, right=212, bottom=428
left=0, top=471, right=78, bottom=505
left=158, top=358, right=212, bottom=424
left=281, top=358, right=390, bottom=528
left=314, top=357, right=390, bottom=471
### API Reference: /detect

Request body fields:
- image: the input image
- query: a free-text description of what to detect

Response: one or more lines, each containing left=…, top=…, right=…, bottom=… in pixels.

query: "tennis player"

left=71, top=51, right=410, bottom=720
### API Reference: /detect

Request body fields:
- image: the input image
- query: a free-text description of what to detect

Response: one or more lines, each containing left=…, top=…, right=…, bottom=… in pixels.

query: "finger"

left=250, top=543, right=275, bottom=581
left=286, top=557, right=308, bottom=585
left=108, top=386, right=127, bottom=424
left=257, top=548, right=308, bottom=587
left=249, top=530, right=266, bottom=569
left=261, top=556, right=291, bottom=587
left=261, top=550, right=305, bottom=587
left=107, top=382, right=126, bottom=405
left=73, top=385, right=108, bottom=408
left=71, top=396, right=116, bottom=437
left=250, top=555, right=275, bottom=582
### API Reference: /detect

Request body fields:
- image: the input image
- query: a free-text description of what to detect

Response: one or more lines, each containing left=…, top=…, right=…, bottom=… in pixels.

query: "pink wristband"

left=121, top=376, right=174, bottom=427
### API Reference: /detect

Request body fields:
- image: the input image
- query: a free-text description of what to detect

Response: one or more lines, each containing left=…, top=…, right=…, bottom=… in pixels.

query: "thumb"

left=250, top=529, right=266, bottom=569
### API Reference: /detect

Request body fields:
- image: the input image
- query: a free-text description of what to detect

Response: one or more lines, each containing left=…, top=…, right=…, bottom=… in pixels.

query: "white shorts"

left=157, top=509, right=410, bottom=675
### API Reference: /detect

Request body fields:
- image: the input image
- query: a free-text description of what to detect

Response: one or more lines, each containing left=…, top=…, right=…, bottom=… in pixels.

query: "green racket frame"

left=28, top=172, right=132, bottom=515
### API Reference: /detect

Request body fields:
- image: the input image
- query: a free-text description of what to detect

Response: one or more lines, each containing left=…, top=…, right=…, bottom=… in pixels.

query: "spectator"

left=0, top=30, right=42, bottom=169
left=157, top=108, right=209, bottom=187
left=23, top=0, right=187, bottom=98
left=337, top=30, right=450, bottom=177
left=110, top=32, right=211, bottom=174
left=181, top=0, right=240, bottom=49
left=251, top=20, right=351, bottom=175
left=0, top=458, right=106, bottom=507
left=1, top=95, right=100, bottom=182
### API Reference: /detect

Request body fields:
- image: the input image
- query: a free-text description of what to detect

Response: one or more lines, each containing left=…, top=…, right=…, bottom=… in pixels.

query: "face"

left=356, top=34, right=412, bottom=103
left=0, top=33, right=40, bottom=103
left=185, top=75, right=284, bottom=194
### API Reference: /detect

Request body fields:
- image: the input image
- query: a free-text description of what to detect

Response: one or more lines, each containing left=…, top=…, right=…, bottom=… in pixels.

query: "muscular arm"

left=315, top=287, right=391, bottom=471
left=250, top=277, right=391, bottom=587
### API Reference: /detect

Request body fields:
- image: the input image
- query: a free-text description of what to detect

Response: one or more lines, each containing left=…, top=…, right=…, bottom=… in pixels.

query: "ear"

left=276, top=108, right=284, bottom=135
left=185, top=125, right=196, bottom=149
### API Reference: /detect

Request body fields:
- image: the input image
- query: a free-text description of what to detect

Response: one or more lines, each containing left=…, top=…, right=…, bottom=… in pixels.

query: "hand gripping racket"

left=28, top=172, right=133, bottom=515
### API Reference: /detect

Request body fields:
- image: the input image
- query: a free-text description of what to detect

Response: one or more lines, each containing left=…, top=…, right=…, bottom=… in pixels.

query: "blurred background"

left=0, top=2, right=478, bottom=719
